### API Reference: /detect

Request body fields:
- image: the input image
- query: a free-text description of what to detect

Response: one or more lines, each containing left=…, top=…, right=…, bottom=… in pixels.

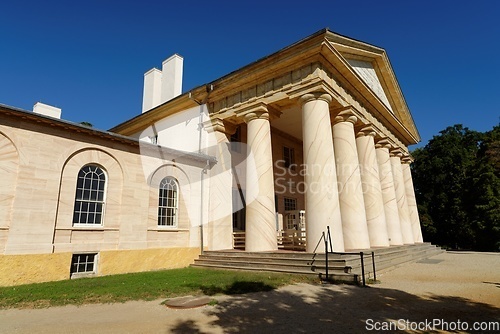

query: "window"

left=73, top=165, right=106, bottom=225
left=70, top=253, right=97, bottom=277
left=283, top=146, right=295, bottom=169
left=284, top=197, right=297, bottom=211
left=158, top=177, right=179, bottom=227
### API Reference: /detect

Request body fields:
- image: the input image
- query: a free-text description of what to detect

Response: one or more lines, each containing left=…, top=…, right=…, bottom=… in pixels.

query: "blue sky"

left=1, top=0, right=498, bottom=148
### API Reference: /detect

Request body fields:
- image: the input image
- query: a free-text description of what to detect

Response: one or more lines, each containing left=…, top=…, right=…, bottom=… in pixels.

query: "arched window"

left=158, top=177, right=178, bottom=227
left=73, top=165, right=106, bottom=225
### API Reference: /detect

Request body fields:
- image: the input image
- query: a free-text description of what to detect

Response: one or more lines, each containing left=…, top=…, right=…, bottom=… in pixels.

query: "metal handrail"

left=329, top=250, right=377, bottom=286
left=315, top=226, right=377, bottom=286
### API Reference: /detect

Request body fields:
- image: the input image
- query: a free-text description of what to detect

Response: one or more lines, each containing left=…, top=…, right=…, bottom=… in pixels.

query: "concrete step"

left=197, top=253, right=346, bottom=265
left=345, top=244, right=445, bottom=276
left=191, top=243, right=444, bottom=285
left=190, top=263, right=359, bottom=284
left=194, top=258, right=349, bottom=273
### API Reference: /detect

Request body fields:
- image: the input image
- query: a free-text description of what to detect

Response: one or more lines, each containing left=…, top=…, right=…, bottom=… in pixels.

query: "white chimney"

left=141, top=54, right=184, bottom=114
left=33, top=102, right=61, bottom=119
left=142, top=68, right=162, bottom=113
left=161, top=54, right=183, bottom=103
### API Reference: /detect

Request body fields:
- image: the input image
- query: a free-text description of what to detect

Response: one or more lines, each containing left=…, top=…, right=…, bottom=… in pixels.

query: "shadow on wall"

left=167, top=283, right=499, bottom=333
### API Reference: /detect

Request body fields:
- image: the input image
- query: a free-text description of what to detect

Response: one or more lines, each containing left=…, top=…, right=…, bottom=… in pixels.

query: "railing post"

left=371, top=251, right=377, bottom=282
left=324, top=232, right=329, bottom=283
left=360, top=252, right=366, bottom=287
left=327, top=226, right=333, bottom=253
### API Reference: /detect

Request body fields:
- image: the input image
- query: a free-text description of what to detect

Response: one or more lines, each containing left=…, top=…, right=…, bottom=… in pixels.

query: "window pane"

left=158, top=177, right=178, bottom=227
left=73, top=165, right=106, bottom=225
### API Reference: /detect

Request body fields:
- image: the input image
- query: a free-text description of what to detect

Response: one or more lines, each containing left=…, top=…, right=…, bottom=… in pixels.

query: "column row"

left=299, top=93, right=423, bottom=252
left=240, top=92, right=423, bottom=252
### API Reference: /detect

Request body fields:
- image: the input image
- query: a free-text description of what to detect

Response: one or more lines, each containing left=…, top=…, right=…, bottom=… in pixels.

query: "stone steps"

left=345, top=243, right=444, bottom=277
left=191, top=243, right=444, bottom=285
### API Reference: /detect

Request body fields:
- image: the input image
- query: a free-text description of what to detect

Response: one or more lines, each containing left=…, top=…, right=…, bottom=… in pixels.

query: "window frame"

left=72, top=164, right=107, bottom=226
left=70, top=253, right=98, bottom=278
left=157, top=176, right=179, bottom=228
left=284, top=197, right=297, bottom=211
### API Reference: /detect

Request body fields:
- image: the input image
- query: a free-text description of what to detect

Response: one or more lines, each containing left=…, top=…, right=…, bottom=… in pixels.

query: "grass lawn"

left=0, top=267, right=318, bottom=309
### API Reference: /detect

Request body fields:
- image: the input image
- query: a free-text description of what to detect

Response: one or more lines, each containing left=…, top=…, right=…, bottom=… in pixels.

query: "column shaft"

left=375, top=142, right=404, bottom=245
left=206, top=123, right=234, bottom=251
left=244, top=110, right=277, bottom=251
left=391, top=152, right=414, bottom=244
left=301, top=93, right=344, bottom=252
left=402, top=162, right=424, bottom=243
left=332, top=111, right=370, bottom=250
left=356, top=130, right=390, bottom=247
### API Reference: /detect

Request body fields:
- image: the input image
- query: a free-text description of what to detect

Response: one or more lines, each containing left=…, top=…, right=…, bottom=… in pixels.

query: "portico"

left=201, top=29, right=424, bottom=253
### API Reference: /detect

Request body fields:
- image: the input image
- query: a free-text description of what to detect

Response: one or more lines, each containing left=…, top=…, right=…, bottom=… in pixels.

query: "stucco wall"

left=0, top=247, right=200, bottom=286
left=99, top=247, right=200, bottom=275
left=0, top=253, right=71, bottom=286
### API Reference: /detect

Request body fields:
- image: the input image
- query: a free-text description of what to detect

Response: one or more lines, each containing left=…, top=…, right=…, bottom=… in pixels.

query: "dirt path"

left=1, top=252, right=499, bottom=333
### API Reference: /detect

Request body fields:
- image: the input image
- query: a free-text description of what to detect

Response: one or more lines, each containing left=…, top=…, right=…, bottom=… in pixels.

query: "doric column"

left=244, top=106, right=277, bottom=251
left=402, top=157, right=424, bottom=243
left=300, top=93, right=344, bottom=252
left=356, top=127, right=390, bottom=247
left=390, top=149, right=414, bottom=244
left=375, top=139, right=403, bottom=245
left=332, top=109, right=370, bottom=250
left=205, top=118, right=235, bottom=251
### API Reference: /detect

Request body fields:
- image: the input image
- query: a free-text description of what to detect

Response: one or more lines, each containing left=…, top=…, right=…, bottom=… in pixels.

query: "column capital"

left=204, top=117, right=237, bottom=135
left=356, top=125, right=377, bottom=138
left=238, top=103, right=269, bottom=123
left=390, top=147, right=405, bottom=158
left=238, top=102, right=282, bottom=123
left=375, top=138, right=393, bottom=149
left=244, top=110, right=269, bottom=123
left=299, top=92, right=332, bottom=106
left=401, top=155, right=414, bottom=164
left=332, top=108, right=357, bottom=125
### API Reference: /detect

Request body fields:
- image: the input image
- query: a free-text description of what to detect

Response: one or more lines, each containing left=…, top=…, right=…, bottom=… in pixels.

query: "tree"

left=412, top=124, right=500, bottom=251
left=466, top=125, right=500, bottom=251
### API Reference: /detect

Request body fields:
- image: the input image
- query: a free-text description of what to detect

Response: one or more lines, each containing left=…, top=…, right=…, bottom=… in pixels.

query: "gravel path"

left=1, top=251, right=499, bottom=333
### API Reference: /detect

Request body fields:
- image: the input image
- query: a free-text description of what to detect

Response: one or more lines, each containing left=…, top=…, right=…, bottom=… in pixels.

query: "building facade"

left=0, top=29, right=423, bottom=286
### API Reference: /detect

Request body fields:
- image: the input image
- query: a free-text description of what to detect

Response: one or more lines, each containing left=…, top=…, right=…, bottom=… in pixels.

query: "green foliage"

left=412, top=124, right=500, bottom=251
left=0, top=267, right=317, bottom=309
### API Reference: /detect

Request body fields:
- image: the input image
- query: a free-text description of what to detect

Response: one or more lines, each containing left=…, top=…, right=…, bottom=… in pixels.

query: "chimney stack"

left=142, top=68, right=162, bottom=112
left=33, top=102, right=62, bottom=119
left=142, top=54, right=184, bottom=113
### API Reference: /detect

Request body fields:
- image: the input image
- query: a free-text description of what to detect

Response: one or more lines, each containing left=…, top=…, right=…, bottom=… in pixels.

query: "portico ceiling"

left=271, top=105, right=303, bottom=141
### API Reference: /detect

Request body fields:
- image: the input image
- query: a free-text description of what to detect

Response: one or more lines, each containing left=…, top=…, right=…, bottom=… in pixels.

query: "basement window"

left=70, top=253, right=98, bottom=278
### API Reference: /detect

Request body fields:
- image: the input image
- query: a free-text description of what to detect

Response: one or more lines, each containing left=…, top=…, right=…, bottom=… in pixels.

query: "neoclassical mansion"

left=0, top=29, right=423, bottom=286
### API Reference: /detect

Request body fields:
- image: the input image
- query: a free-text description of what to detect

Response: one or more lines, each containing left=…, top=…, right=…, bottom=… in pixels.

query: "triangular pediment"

left=345, top=58, right=393, bottom=113
left=324, top=31, right=420, bottom=143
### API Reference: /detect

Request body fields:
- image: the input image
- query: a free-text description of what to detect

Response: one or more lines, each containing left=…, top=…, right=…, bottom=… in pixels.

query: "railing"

left=232, top=231, right=246, bottom=250
left=277, top=229, right=306, bottom=251
left=233, top=230, right=307, bottom=251
left=312, top=226, right=377, bottom=286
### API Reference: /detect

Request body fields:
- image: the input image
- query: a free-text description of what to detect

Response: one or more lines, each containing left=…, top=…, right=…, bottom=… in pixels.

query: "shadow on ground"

left=185, top=281, right=275, bottom=296
left=168, top=283, right=500, bottom=333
